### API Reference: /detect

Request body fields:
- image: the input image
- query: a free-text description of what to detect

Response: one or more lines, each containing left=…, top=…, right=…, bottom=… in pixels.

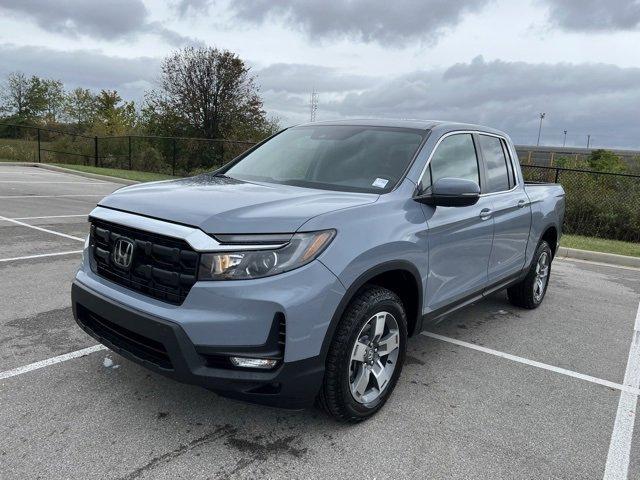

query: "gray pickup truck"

left=72, top=119, right=565, bottom=422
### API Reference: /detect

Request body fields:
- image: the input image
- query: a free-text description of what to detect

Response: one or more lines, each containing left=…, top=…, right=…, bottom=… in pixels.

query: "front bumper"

left=72, top=281, right=325, bottom=409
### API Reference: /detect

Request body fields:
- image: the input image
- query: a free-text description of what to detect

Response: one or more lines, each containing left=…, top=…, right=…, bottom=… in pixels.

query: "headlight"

left=198, top=230, right=336, bottom=280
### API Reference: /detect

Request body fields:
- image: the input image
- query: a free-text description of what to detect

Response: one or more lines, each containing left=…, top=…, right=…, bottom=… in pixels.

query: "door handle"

left=479, top=208, right=492, bottom=220
left=517, top=199, right=528, bottom=208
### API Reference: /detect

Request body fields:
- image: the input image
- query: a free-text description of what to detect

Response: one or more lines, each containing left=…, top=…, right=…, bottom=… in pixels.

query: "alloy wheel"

left=348, top=311, right=400, bottom=404
left=533, top=251, right=550, bottom=302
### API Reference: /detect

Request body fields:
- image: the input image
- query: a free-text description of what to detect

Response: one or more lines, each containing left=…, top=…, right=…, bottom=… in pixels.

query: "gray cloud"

left=144, top=22, right=204, bottom=47
left=0, top=0, right=148, bottom=39
left=540, top=0, right=640, bottom=32
left=260, top=90, right=311, bottom=122
left=224, top=0, right=640, bottom=43
left=0, top=0, right=199, bottom=46
left=255, top=63, right=377, bottom=94
left=1, top=44, right=638, bottom=148
left=227, top=0, right=492, bottom=45
left=174, top=0, right=212, bottom=17
left=315, top=56, right=640, bottom=148
left=0, top=43, right=160, bottom=102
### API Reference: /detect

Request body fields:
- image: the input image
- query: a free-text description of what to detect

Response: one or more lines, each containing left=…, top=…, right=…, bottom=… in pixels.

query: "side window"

left=420, top=134, right=479, bottom=191
left=501, top=139, right=517, bottom=187
left=480, top=135, right=510, bottom=193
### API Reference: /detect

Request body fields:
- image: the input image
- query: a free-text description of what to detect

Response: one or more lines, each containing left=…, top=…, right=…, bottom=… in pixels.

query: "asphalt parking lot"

left=1, top=164, right=639, bottom=480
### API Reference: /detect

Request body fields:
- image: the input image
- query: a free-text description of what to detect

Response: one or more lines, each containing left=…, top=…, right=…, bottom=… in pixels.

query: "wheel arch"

left=320, top=261, right=423, bottom=362
left=541, top=225, right=558, bottom=257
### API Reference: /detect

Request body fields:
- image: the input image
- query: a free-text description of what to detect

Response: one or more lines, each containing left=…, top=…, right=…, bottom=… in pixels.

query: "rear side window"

left=480, top=135, right=510, bottom=193
left=420, top=134, right=479, bottom=191
left=501, top=139, right=517, bottom=187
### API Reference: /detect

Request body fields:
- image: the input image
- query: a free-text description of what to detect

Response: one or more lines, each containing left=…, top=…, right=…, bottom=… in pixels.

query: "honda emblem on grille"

left=112, top=238, right=134, bottom=269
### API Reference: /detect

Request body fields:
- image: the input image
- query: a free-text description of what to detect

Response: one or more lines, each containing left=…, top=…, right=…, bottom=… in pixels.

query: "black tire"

left=507, top=240, right=552, bottom=309
left=317, top=285, right=408, bottom=422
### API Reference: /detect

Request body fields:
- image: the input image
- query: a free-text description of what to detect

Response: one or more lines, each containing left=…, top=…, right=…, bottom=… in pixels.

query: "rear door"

left=418, top=132, right=495, bottom=314
left=478, top=134, right=531, bottom=284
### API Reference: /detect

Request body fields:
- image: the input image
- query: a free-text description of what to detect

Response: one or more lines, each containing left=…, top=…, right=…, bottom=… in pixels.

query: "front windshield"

left=223, top=125, right=427, bottom=193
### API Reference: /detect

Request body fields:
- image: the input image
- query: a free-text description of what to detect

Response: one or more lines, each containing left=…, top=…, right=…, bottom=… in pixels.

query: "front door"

left=417, top=133, right=494, bottom=314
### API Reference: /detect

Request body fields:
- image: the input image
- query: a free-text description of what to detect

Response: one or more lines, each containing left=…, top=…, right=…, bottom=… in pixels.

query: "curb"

left=36, top=164, right=140, bottom=185
left=557, top=246, right=640, bottom=269
left=1, top=162, right=139, bottom=185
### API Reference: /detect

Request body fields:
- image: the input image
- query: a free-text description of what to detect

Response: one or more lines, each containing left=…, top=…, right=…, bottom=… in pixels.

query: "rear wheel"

left=317, top=286, right=407, bottom=422
left=508, top=240, right=552, bottom=309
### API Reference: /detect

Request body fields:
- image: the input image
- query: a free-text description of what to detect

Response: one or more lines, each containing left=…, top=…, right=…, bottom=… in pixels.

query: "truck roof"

left=295, top=118, right=508, bottom=137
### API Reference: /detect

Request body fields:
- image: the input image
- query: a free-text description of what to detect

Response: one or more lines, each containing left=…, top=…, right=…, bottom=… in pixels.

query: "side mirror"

left=414, top=177, right=480, bottom=207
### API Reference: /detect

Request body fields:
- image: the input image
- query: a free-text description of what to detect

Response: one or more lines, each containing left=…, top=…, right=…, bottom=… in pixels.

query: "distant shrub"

left=587, top=149, right=627, bottom=173
left=553, top=156, right=573, bottom=168
left=0, top=140, right=36, bottom=161
left=133, top=145, right=169, bottom=173
left=47, top=135, right=92, bottom=165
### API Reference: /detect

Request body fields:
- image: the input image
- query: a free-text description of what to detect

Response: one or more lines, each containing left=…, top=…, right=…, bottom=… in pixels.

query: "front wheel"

left=317, top=286, right=407, bottom=422
left=508, top=240, right=552, bottom=309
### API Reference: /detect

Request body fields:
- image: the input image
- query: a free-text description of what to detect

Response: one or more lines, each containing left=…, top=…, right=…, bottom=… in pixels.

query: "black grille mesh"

left=77, top=304, right=173, bottom=370
left=89, top=218, right=199, bottom=304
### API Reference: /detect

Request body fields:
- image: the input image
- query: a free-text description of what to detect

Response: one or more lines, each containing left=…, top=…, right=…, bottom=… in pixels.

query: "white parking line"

left=421, top=332, right=640, bottom=395
left=603, top=301, right=640, bottom=480
left=0, top=171, right=66, bottom=176
left=0, top=194, right=104, bottom=199
left=0, top=215, right=85, bottom=242
left=0, top=250, right=83, bottom=263
left=0, top=181, right=107, bottom=184
left=0, top=345, right=107, bottom=381
left=11, top=214, right=88, bottom=220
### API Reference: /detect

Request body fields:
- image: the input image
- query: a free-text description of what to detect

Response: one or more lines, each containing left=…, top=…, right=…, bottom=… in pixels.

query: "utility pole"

left=562, top=130, right=567, bottom=147
left=536, top=113, right=546, bottom=146
left=586, top=134, right=591, bottom=148
left=310, top=89, right=318, bottom=122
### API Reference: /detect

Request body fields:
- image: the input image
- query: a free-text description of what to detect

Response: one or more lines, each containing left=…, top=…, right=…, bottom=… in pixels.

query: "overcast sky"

left=1, top=0, right=639, bottom=148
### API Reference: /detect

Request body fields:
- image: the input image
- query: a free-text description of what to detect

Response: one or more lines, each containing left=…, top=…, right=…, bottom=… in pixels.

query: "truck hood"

left=98, top=174, right=378, bottom=233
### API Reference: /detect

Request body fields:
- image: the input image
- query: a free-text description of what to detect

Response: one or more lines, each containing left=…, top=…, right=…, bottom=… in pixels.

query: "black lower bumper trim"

left=72, top=281, right=324, bottom=409
left=77, top=304, right=173, bottom=369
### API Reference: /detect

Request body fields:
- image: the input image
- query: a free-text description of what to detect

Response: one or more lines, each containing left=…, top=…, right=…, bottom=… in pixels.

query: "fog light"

left=230, top=357, right=279, bottom=369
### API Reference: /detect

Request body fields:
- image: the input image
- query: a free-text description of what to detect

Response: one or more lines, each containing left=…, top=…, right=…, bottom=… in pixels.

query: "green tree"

left=92, top=89, right=136, bottom=135
left=23, top=75, right=49, bottom=119
left=0, top=72, right=30, bottom=119
left=587, top=149, right=627, bottom=173
left=144, top=46, right=271, bottom=141
left=42, top=79, right=66, bottom=123
left=0, top=72, right=66, bottom=123
left=64, top=87, right=98, bottom=128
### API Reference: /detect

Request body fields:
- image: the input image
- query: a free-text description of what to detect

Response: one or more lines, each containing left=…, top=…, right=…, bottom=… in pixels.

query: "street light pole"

left=562, top=130, right=567, bottom=147
left=536, top=113, right=546, bottom=146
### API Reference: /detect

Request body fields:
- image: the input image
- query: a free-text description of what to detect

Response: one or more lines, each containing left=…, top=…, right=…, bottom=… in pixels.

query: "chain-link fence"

left=0, top=123, right=256, bottom=176
left=521, top=165, right=640, bottom=242
left=2, top=123, right=639, bottom=243
left=516, top=146, right=640, bottom=171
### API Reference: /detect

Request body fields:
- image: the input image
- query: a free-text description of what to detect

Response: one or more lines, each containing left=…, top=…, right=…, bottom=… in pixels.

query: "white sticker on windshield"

left=372, top=178, right=389, bottom=188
